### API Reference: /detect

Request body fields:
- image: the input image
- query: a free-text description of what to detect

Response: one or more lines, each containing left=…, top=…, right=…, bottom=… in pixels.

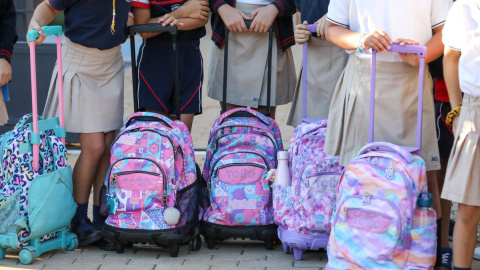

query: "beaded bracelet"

left=445, top=102, right=462, bottom=127
left=356, top=32, right=367, bottom=53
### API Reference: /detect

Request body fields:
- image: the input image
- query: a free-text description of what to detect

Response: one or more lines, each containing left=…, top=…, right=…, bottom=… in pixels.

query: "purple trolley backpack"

left=326, top=44, right=436, bottom=269
left=100, top=25, right=202, bottom=257
left=201, top=22, right=282, bottom=250
left=272, top=24, right=344, bottom=261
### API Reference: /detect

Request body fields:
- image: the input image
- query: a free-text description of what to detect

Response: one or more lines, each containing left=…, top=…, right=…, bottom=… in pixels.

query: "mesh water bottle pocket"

left=405, top=224, right=437, bottom=269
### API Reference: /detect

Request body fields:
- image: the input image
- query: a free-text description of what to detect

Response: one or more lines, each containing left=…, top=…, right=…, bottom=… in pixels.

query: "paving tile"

left=99, top=264, right=155, bottom=270
left=43, top=263, right=101, bottom=270
left=239, top=259, right=293, bottom=268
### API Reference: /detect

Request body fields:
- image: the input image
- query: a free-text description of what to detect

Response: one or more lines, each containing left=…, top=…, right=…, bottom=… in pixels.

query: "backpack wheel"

left=115, top=242, right=124, bottom=254
left=293, top=248, right=303, bottom=261
left=169, top=244, right=180, bottom=257
left=205, top=237, right=215, bottom=250
left=265, top=239, right=274, bottom=250
left=189, top=235, right=202, bottom=251
left=19, top=249, right=36, bottom=265
left=66, top=234, right=79, bottom=251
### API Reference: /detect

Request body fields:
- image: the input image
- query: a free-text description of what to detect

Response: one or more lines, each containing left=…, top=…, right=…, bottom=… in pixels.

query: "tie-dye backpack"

left=101, top=112, right=202, bottom=257
left=201, top=108, right=283, bottom=250
left=0, top=114, right=77, bottom=263
left=273, top=120, right=344, bottom=260
left=326, top=142, right=436, bottom=269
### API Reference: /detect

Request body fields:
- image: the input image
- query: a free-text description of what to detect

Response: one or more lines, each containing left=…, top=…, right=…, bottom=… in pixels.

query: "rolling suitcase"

left=100, top=24, right=202, bottom=257
left=273, top=24, right=344, bottom=261
left=0, top=26, right=77, bottom=265
left=326, top=44, right=437, bottom=269
left=201, top=21, right=283, bottom=250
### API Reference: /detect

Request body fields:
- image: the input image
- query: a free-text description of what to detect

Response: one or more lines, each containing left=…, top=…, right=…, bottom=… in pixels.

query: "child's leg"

left=453, top=203, right=480, bottom=268
left=427, top=170, right=441, bottom=219
left=180, top=114, right=195, bottom=132
left=92, top=130, right=117, bottom=228
left=71, top=132, right=109, bottom=245
left=438, top=158, right=453, bottom=248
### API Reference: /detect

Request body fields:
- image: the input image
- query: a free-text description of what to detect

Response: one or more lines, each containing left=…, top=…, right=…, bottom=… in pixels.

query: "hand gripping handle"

left=27, top=25, right=65, bottom=170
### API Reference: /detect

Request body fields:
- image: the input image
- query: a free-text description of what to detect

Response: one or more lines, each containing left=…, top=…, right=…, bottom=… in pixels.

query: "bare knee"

left=79, top=134, right=107, bottom=160
left=457, top=204, right=480, bottom=226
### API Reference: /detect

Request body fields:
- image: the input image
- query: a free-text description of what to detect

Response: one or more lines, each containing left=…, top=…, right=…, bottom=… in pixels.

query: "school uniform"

left=0, top=0, right=17, bottom=126
left=207, top=0, right=297, bottom=108
left=441, top=0, right=480, bottom=206
left=132, top=0, right=205, bottom=115
left=286, top=0, right=348, bottom=127
left=43, top=0, right=131, bottom=133
left=324, top=0, right=452, bottom=171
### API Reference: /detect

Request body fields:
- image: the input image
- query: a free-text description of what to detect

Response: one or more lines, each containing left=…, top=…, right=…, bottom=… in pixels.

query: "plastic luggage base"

left=201, top=221, right=277, bottom=250
left=0, top=229, right=77, bottom=264
left=103, top=221, right=201, bottom=257
left=278, top=226, right=328, bottom=261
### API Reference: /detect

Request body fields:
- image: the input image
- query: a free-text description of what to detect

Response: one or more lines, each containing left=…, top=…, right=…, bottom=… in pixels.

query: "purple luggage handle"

left=369, top=44, right=427, bottom=156
left=302, top=24, right=321, bottom=123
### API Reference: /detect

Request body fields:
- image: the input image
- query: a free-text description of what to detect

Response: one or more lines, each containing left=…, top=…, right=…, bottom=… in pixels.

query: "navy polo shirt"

left=295, top=0, right=329, bottom=24
left=48, top=0, right=130, bottom=50
left=131, top=0, right=206, bottom=41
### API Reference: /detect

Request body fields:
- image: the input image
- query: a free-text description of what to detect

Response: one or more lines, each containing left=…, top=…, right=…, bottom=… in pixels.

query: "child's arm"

left=0, top=0, right=17, bottom=87
left=132, top=8, right=179, bottom=39
left=397, top=25, right=445, bottom=67
left=325, top=21, right=393, bottom=52
left=170, top=0, right=210, bottom=21
left=443, top=47, right=461, bottom=132
left=27, top=0, right=60, bottom=45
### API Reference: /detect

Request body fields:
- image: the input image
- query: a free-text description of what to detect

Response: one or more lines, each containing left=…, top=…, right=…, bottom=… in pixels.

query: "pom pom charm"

left=164, top=207, right=181, bottom=225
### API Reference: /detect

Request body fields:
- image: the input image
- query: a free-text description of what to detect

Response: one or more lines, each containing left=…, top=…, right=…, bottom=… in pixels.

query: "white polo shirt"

left=236, top=0, right=274, bottom=5
left=327, top=0, right=452, bottom=62
left=443, top=0, right=480, bottom=97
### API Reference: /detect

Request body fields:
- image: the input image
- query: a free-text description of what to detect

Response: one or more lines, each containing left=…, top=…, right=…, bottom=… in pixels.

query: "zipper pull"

left=402, top=221, right=412, bottom=249
left=362, top=194, right=372, bottom=205
left=385, top=167, right=394, bottom=180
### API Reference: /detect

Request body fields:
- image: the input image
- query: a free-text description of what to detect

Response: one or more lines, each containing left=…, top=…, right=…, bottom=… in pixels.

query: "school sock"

left=453, top=267, right=471, bottom=270
left=435, top=218, right=442, bottom=266
left=92, top=204, right=105, bottom=228
left=72, top=203, right=90, bottom=232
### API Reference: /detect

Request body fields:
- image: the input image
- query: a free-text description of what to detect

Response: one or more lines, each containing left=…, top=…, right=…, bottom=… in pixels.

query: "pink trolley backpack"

left=201, top=21, right=282, bottom=250
left=100, top=25, right=202, bottom=257
left=272, top=25, right=344, bottom=261
left=326, top=44, right=437, bottom=269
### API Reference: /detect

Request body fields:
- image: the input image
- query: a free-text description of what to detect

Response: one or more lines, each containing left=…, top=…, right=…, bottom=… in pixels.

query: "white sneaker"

left=474, top=247, right=480, bottom=260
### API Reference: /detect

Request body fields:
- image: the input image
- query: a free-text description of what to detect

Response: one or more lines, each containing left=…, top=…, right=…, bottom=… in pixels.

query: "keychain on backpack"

left=106, top=177, right=118, bottom=215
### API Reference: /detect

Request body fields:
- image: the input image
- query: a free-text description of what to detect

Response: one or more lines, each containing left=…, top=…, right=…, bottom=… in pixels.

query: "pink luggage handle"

left=27, top=26, right=65, bottom=171
left=301, top=24, right=320, bottom=123
left=369, top=44, right=427, bottom=156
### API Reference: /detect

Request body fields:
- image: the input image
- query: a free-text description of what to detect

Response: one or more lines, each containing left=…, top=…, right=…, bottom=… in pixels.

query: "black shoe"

left=95, top=238, right=116, bottom=251
left=71, top=219, right=103, bottom=246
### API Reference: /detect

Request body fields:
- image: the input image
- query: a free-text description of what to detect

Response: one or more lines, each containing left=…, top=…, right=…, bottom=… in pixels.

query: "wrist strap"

left=356, top=32, right=367, bottom=53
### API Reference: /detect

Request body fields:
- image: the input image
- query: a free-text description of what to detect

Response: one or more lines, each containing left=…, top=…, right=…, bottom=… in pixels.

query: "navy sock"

left=72, top=203, right=90, bottom=232
left=453, top=267, right=471, bottom=270
left=435, top=218, right=442, bottom=266
left=92, top=204, right=105, bottom=228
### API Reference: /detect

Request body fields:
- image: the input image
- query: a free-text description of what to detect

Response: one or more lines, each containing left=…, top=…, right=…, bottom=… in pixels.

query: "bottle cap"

left=277, top=151, right=289, bottom=160
left=417, top=192, right=433, bottom=207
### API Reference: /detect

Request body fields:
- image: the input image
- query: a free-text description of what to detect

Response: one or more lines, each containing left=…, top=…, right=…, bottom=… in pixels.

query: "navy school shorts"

left=435, top=99, right=454, bottom=160
left=137, top=39, right=203, bottom=115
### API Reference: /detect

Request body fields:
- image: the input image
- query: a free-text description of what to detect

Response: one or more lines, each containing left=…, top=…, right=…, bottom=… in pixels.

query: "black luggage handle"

left=222, top=20, right=274, bottom=117
left=129, top=24, right=180, bottom=120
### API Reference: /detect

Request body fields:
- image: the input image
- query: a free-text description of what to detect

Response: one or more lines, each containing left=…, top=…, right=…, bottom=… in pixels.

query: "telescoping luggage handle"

left=302, top=24, right=319, bottom=123
left=27, top=25, right=65, bottom=171
left=369, top=44, right=427, bottom=156
left=129, top=24, right=180, bottom=119
left=222, top=20, right=274, bottom=117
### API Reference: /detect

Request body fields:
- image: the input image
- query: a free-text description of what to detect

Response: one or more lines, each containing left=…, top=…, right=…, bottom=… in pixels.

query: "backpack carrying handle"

left=125, top=113, right=173, bottom=128
left=369, top=43, right=426, bottom=156
left=27, top=26, right=65, bottom=171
